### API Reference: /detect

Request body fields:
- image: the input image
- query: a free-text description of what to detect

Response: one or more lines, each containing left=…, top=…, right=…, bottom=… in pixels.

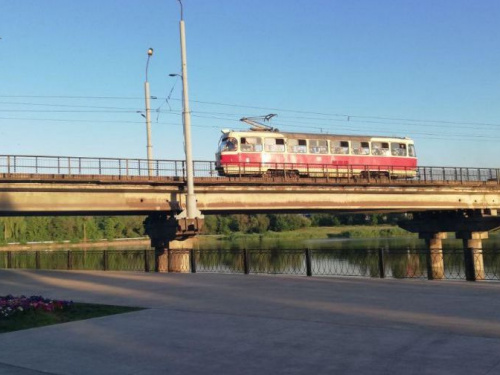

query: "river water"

left=7, top=234, right=499, bottom=280
left=191, top=235, right=500, bottom=279
left=196, top=234, right=500, bottom=251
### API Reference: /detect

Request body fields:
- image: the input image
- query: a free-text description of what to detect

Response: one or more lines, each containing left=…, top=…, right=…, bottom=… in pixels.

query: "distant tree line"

left=0, top=213, right=406, bottom=244
left=0, top=216, right=145, bottom=244
left=203, top=213, right=405, bottom=235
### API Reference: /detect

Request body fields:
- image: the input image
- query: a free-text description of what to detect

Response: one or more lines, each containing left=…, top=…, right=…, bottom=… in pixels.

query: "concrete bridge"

left=1, top=155, right=499, bottom=279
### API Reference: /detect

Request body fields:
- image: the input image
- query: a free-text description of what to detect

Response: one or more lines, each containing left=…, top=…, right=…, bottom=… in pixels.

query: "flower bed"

left=0, top=295, right=73, bottom=319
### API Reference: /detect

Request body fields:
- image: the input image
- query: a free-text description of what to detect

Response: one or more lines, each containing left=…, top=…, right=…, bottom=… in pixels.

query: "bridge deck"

left=0, top=156, right=499, bottom=215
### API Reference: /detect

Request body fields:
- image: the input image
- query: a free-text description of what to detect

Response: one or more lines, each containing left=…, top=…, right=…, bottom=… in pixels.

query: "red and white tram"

left=215, top=128, right=417, bottom=178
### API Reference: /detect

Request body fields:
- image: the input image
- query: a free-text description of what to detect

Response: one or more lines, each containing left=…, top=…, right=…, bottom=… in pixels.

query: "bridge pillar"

left=144, top=214, right=178, bottom=273
left=419, top=232, right=447, bottom=280
left=154, top=247, right=169, bottom=273
left=456, top=231, right=487, bottom=281
left=399, top=210, right=499, bottom=281
left=168, top=238, right=197, bottom=273
left=144, top=213, right=203, bottom=273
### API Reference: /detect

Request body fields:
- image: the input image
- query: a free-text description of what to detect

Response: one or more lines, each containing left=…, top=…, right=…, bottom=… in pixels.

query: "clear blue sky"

left=1, top=0, right=499, bottom=167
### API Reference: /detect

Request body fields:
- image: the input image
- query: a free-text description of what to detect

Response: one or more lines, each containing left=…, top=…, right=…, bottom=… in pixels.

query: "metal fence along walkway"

left=1, top=248, right=499, bottom=281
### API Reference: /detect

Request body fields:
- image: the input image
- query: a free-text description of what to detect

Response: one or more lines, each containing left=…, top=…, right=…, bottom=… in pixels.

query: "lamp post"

left=144, top=47, right=154, bottom=177
left=176, top=0, right=200, bottom=219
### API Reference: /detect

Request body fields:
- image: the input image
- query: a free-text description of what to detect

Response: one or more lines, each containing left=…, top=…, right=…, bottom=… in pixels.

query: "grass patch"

left=0, top=301, right=144, bottom=334
left=327, top=227, right=414, bottom=238
left=203, top=225, right=416, bottom=242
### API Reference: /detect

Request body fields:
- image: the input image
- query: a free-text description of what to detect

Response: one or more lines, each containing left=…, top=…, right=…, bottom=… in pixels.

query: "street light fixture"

left=144, top=47, right=154, bottom=177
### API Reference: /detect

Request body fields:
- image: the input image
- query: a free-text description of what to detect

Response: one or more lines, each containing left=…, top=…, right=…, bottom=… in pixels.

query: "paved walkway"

left=1, top=270, right=500, bottom=375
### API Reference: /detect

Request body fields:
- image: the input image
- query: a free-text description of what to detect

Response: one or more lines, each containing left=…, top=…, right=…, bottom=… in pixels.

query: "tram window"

left=408, top=144, right=416, bottom=157
left=264, top=138, right=285, bottom=152
left=391, top=143, right=407, bottom=156
left=371, top=142, right=390, bottom=156
left=309, top=139, right=328, bottom=154
left=240, top=137, right=262, bottom=152
left=331, top=140, right=349, bottom=155
left=351, top=141, right=370, bottom=155
left=220, top=137, right=238, bottom=152
left=361, top=142, right=370, bottom=154
left=288, top=139, right=307, bottom=153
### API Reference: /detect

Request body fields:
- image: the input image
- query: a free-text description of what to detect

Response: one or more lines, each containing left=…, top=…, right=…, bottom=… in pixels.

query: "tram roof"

left=221, top=129, right=412, bottom=141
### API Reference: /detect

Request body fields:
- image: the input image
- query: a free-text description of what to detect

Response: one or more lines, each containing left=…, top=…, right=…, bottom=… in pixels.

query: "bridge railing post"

left=7, top=251, right=12, bottom=269
left=34, top=156, right=38, bottom=174
left=35, top=251, right=41, bottom=270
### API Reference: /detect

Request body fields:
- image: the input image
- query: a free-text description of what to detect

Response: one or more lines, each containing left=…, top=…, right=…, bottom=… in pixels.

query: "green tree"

left=249, top=214, right=270, bottom=233
left=269, top=214, right=311, bottom=232
left=310, top=214, right=341, bottom=227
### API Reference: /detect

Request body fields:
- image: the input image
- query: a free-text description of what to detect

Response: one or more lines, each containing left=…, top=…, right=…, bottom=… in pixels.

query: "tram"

left=215, top=116, right=417, bottom=178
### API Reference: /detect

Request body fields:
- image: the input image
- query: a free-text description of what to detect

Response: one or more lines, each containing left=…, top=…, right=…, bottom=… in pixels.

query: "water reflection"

left=195, top=235, right=500, bottom=280
left=4, top=234, right=500, bottom=280
left=199, top=235, right=500, bottom=251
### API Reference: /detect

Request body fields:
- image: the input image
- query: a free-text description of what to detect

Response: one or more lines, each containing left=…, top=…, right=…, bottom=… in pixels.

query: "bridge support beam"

left=399, top=210, right=500, bottom=281
left=456, top=231, right=487, bottom=281
left=144, top=214, right=177, bottom=273
left=419, top=232, right=447, bottom=280
left=144, top=213, right=203, bottom=273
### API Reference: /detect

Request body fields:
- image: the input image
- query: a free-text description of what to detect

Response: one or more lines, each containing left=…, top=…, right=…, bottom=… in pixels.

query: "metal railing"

left=2, top=248, right=499, bottom=281
left=0, top=155, right=498, bottom=184
left=0, top=155, right=190, bottom=178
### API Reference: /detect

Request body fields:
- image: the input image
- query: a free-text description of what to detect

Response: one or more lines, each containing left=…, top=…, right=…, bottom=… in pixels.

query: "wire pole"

left=178, top=0, right=199, bottom=218
left=145, top=48, right=154, bottom=177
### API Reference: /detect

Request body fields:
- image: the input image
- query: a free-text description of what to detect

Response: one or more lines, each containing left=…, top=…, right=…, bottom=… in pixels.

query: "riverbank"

left=0, top=238, right=150, bottom=251
left=2, top=226, right=496, bottom=251
left=212, top=225, right=417, bottom=242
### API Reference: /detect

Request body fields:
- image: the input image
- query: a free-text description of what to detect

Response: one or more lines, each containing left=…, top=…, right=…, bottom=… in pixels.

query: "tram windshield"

left=408, top=144, right=416, bottom=157
left=218, top=137, right=238, bottom=152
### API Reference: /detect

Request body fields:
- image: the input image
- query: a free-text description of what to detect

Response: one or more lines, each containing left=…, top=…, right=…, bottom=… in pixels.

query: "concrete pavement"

left=0, top=270, right=500, bottom=374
